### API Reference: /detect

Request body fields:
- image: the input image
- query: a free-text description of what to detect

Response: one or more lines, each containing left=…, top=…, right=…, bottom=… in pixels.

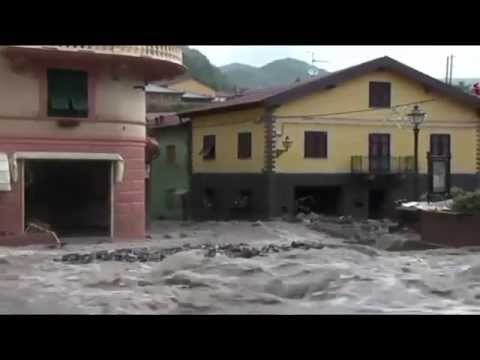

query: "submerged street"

left=1, top=219, right=480, bottom=314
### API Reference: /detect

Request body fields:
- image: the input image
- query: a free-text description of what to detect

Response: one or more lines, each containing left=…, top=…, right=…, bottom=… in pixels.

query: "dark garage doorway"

left=295, top=186, right=342, bottom=216
left=24, top=160, right=111, bottom=237
left=368, top=189, right=386, bottom=219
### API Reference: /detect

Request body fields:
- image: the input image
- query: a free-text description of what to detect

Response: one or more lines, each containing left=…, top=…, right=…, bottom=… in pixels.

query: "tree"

left=455, top=81, right=473, bottom=94
left=181, top=47, right=234, bottom=92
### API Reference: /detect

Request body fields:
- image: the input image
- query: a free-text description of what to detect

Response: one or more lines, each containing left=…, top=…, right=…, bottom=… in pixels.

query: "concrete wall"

left=191, top=173, right=270, bottom=220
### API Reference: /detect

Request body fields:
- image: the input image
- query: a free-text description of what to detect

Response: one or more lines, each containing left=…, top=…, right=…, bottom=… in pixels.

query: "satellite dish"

left=308, top=68, right=319, bottom=77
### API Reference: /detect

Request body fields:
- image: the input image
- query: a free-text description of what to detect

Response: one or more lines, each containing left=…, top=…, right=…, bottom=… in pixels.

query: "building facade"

left=147, top=113, right=191, bottom=220
left=182, top=56, right=480, bottom=220
left=0, top=45, right=184, bottom=240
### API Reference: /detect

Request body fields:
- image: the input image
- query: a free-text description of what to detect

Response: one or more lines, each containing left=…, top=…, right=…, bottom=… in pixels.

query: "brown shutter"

left=431, top=134, right=450, bottom=156
left=369, top=82, right=391, bottom=108
left=238, top=132, right=252, bottom=159
left=320, top=132, right=327, bottom=158
left=203, top=135, right=216, bottom=159
left=304, top=132, right=313, bottom=157
left=305, top=131, right=327, bottom=158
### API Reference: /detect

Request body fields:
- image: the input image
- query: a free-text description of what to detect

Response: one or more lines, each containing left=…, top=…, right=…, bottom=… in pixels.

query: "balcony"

left=351, top=156, right=415, bottom=175
left=2, top=45, right=185, bottom=81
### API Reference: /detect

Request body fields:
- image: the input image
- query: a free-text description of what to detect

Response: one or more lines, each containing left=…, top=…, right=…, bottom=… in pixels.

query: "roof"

left=157, top=73, right=194, bottom=86
left=215, top=91, right=234, bottom=98
left=145, top=84, right=184, bottom=95
left=182, top=92, right=214, bottom=100
left=146, top=112, right=188, bottom=129
left=179, top=56, right=480, bottom=117
left=178, top=85, right=294, bottom=116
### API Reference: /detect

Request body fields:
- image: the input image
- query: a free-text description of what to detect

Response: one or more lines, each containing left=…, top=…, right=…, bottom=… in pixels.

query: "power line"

left=273, top=99, right=436, bottom=119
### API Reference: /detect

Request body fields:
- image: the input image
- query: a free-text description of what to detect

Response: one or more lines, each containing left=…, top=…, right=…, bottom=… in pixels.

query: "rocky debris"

left=306, top=213, right=444, bottom=252
left=59, top=248, right=167, bottom=265
left=56, top=239, right=329, bottom=265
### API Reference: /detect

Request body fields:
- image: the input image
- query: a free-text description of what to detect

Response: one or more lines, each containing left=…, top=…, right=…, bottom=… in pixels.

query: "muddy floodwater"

left=1, top=220, right=480, bottom=314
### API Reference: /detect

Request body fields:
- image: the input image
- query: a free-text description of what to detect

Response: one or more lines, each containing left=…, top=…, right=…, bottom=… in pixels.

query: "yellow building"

left=160, top=74, right=217, bottom=97
left=181, top=56, right=480, bottom=220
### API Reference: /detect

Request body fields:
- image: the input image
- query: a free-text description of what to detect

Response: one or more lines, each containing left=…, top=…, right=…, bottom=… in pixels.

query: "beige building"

left=0, top=46, right=184, bottom=243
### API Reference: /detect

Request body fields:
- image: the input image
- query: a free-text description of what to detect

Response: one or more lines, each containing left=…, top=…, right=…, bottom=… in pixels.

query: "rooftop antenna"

left=307, top=51, right=328, bottom=77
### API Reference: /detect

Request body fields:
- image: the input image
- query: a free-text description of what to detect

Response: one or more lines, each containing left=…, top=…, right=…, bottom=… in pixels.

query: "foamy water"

left=1, top=220, right=480, bottom=314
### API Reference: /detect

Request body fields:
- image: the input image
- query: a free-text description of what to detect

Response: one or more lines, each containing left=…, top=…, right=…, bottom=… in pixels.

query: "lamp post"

left=406, top=105, right=426, bottom=201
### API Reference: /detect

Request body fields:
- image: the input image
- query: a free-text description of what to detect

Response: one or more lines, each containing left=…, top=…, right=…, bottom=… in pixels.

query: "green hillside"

left=220, top=58, right=328, bottom=90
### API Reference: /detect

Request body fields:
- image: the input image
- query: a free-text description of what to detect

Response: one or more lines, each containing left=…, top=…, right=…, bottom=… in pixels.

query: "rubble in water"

left=56, top=241, right=326, bottom=265
left=298, top=212, right=443, bottom=251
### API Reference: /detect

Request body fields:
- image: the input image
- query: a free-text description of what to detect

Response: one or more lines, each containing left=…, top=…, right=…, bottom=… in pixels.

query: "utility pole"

left=449, top=54, right=454, bottom=84
left=445, top=56, right=450, bottom=83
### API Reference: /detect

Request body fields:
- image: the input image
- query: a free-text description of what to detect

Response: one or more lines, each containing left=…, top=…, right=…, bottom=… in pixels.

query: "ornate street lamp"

left=406, top=104, right=426, bottom=201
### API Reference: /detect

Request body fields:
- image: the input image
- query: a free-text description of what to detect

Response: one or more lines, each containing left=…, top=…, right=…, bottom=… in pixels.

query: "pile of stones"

left=56, top=241, right=326, bottom=265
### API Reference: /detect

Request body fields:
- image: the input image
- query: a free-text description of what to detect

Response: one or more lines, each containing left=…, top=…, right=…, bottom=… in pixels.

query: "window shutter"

left=304, top=132, right=313, bottom=157
left=320, top=132, right=327, bottom=157
left=48, top=69, right=88, bottom=117
left=431, top=134, right=450, bottom=156
left=305, top=131, right=327, bottom=158
left=203, top=135, right=216, bottom=159
left=238, top=132, right=252, bottom=159
left=369, top=82, right=391, bottom=108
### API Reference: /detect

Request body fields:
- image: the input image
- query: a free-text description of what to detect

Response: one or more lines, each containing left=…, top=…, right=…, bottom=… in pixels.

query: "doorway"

left=294, top=186, right=342, bottom=215
left=368, top=189, right=386, bottom=219
left=24, top=160, right=112, bottom=237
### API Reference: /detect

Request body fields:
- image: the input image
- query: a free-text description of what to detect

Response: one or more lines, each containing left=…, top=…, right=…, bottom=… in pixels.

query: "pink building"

left=0, top=46, right=184, bottom=242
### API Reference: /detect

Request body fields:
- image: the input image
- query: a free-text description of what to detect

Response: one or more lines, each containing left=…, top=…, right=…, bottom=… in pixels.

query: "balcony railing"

left=7, top=45, right=183, bottom=65
left=351, top=156, right=415, bottom=175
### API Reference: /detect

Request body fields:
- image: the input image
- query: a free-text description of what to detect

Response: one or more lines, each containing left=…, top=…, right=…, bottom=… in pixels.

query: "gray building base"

left=191, top=173, right=479, bottom=221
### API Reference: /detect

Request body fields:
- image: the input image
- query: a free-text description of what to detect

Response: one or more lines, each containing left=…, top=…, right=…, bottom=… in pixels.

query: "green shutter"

left=47, top=69, right=88, bottom=116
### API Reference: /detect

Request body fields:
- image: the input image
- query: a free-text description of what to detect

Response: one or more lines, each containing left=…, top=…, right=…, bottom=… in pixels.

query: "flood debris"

left=0, top=221, right=63, bottom=247
left=26, top=221, right=63, bottom=248
left=303, top=212, right=443, bottom=252
left=56, top=240, right=327, bottom=265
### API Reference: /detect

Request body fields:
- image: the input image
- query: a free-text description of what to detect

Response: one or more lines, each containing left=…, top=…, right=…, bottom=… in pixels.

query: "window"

left=304, top=131, right=327, bottom=158
left=369, top=81, right=391, bottom=108
left=238, top=132, right=252, bottom=159
left=430, top=134, right=450, bottom=156
left=166, top=145, right=176, bottom=164
left=47, top=69, right=88, bottom=117
left=201, top=135, right=216, bottom=160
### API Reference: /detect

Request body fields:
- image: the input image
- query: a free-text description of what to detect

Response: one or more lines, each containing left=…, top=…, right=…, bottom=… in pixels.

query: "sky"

left=190, top=46, right=480, bottom=79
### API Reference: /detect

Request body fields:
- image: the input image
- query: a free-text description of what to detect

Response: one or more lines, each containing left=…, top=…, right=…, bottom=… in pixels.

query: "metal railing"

left=351, top=156, right=415, bottom=175
left=9, top=45, right=183, bottom=65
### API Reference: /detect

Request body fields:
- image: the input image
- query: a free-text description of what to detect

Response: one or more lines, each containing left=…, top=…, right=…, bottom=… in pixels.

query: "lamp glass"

left=407, top=105, right=426, bottom=126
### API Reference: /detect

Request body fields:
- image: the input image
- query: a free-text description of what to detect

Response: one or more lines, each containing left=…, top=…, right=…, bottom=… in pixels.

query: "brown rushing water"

left=1, top=220, right=480, bottom=314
